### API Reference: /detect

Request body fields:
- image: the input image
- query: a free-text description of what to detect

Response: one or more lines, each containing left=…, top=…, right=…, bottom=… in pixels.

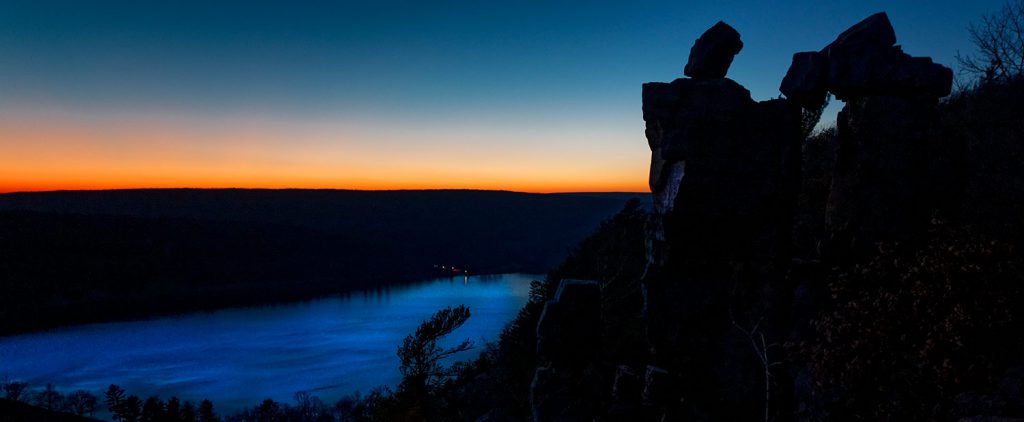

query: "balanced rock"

left=821, top=12, right=952, bottom=100
left=814, top=12, right=955, bottom=258
left=780, top=51, right=829, bottom=109
left=822, top=12, right=898, bottom=99
left=825, top=11, right=896, bottom=52
left=684, top=21, right=743, bottom=79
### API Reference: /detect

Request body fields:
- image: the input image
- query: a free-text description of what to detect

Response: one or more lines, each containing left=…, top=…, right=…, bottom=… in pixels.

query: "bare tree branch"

left=958, top=1, right=1024, bottom=86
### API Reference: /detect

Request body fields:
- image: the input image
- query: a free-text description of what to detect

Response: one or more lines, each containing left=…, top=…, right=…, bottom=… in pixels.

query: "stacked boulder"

left=640, top=21, right=804, bottom=420
left=780, top=12, right=954, bottom=258
left=643, top=21, right=802, bottom=271
left=781, top=12, right=952, bottom=108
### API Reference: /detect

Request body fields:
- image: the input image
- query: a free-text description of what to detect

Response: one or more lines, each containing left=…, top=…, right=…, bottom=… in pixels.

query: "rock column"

left=640, top=21, right=803, bottom=419
left=780, top=12, right=954, bottom=259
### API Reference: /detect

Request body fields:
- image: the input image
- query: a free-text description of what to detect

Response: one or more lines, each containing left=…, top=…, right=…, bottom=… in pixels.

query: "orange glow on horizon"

left=0, top=183, right=649, bottom=195
left=0, top=112, right=650, bottom=194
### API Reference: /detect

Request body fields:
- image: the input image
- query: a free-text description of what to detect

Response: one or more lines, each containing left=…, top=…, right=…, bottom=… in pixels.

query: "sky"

left=0, top=0, right=1008, bottom=193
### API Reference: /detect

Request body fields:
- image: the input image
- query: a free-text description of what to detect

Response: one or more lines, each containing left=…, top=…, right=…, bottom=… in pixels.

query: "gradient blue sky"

left=0, top=0, right=1006, bottom=192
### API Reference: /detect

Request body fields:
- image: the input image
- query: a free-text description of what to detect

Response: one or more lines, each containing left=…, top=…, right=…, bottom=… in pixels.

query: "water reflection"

left=0, top=273, right=538, bottom=412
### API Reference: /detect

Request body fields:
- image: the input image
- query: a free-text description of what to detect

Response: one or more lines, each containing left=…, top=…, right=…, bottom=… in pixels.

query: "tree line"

left=3, top=379, right=100, bottom=418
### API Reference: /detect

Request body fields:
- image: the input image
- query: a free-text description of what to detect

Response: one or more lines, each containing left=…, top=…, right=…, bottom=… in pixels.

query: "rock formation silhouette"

left=639, top=19, right=804, bottom=420
left=530, top=12, right=956, bottom=421
left=790, top=12, right=955, bottom=259
left=684, top=21, right=744, bottom=79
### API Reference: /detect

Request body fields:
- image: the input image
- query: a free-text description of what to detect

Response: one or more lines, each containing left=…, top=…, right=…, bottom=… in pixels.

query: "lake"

left=0, top=273, right=538, bottom=413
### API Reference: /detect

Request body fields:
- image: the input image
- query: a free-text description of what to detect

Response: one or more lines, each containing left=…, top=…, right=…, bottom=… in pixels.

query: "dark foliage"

left=937, top=77, right=1024, bottom=240
left=333, top=389, right=389, bottom=422
left=794, top=126, right=838, bottom=259
left=104, top=385, right=126, bottom=422
left=198, top=400, right=221, bottom=422
left=3, top=379, right=30, bottom=402
left=66, top=390, right=99, bottom=417
left=802, top=223, right=1024, bottom=419
left=33, top=384, right=65, bottom=411
left=957, top=0, right=1024, bottom=86
left=419, top=200, right=650, bottom=420
left=790, top=64, right=1024, bottom=420
left=0, top=398, right=101, bottom=422
left=1, top=380, right=100, bottom=418
left=394, top=305, right=474, bottom=418
left=141, top=396, right=164, bottom=422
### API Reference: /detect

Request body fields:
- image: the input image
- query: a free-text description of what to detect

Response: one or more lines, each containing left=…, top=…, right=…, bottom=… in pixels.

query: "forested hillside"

left=0, top=189, right=645, bottom=335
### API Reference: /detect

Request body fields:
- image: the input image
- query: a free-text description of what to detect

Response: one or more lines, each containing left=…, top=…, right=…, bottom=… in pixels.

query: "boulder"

left=641, top=78, right=754, bottom=162
left=889, top=55, right=954, bottom=98
left=827, top=44, right=952, bottom=99
left=821, top=12, right=952, bottom=100
left=824, top=36, right=898, bottom=99
left=684, top=21, right=743, bottom=79
left=823, top=12, right=896, bottom=53
left=780, top=51, right=829, bottom=109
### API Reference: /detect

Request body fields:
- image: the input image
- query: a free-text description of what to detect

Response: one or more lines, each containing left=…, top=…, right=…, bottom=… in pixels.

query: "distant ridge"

left=0, top=188, right=650, bottom=230
left=0, top=188, right=641, bottom=334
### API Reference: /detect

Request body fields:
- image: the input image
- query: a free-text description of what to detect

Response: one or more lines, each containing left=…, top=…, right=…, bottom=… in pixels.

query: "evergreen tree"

left=255, top=398, right=281, bottom=422
left=141, top=396, right=164, bottom=422
left=396, top=305, right=473, bottom=416
left=121, top=395, right=143, bottom=422
left=198, top=399, right=220, bottom=422
left=105, top=385, right=127, bottom=422
left=182, top=401, right=197, bottom=422
left=165, top=396, right=182, bottom=421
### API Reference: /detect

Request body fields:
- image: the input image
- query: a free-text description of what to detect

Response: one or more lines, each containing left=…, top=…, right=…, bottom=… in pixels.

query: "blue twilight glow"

left=0, top=1, right=1007, bottom=192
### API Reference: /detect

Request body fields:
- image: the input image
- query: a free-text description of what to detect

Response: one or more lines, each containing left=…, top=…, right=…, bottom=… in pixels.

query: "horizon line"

left=0, top=187, right=652, bottom=195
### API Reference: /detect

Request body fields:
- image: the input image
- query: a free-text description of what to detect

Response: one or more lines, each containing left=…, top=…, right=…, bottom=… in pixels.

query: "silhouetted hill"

left=0, top=399, right=101, bottom=422
left=0, top=189, right=645, bottom=335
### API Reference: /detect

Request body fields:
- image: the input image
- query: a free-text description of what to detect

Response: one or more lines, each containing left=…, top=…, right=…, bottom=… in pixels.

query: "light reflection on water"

left=0, top=273, right=537, bottom=412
